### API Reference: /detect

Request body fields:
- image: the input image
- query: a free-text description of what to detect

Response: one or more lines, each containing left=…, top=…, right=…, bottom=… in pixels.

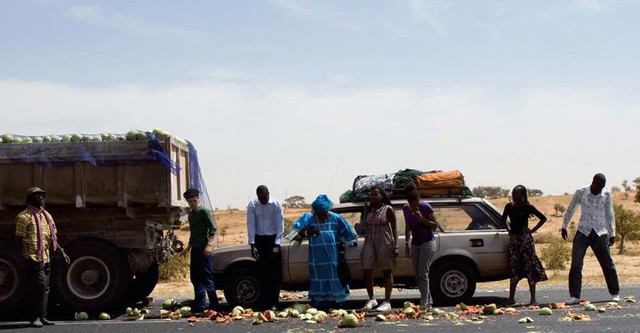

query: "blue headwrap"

left=311, top=194, right=333, bottom=213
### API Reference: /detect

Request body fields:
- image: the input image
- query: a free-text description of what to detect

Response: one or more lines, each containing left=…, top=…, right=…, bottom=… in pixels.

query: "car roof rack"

left=341, top=186, right=474, bottom=204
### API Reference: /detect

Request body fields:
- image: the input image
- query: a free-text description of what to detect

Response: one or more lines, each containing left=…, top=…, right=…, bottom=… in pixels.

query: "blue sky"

left=2, top=0, right=639, bottom=209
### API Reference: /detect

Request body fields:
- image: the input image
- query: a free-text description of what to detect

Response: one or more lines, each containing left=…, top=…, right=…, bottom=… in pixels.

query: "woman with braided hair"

left=502, top=185, right=548, bottom=305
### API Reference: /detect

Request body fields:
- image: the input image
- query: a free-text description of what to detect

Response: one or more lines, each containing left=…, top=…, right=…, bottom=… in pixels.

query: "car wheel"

left=0, top=246, right=26, bottom=315
left=223, top=265, right=260, bottom=308
left=53, top=239, right=132, bottom=311
left=431, top=262, right=476, bottom=305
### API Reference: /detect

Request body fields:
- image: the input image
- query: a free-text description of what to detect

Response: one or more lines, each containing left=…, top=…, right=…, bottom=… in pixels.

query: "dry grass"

left=152, top=192, right=640, bottom=297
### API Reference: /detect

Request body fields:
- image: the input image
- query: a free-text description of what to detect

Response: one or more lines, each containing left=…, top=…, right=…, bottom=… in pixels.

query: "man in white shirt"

left=247, top=185, right=284, bottom=310
left=561, top=173, right=619, bottom=304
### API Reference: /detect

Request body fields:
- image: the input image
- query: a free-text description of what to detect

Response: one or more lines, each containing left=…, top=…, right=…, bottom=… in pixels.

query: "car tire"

left=53, top=238, right=132, bottom=311
left=223, top=265, right=260, bottom=308
left=431, top=261, right=476, bottom=305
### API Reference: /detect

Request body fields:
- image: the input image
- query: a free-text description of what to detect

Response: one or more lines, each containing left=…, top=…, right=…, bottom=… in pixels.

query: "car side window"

left=339, top=210, right=364, bottom=235
left=336, top=207, right=407, bottom=236
left=433, top=205, right=497, bottom=232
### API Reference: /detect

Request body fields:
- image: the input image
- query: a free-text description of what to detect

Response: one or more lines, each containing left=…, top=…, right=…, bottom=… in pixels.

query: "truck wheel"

left=431, top=262, right=476, bottom=305
left=223, top=265, right=260, bottom=307
left=130, top=261, right=159, bottom=302
left=54, top=239, right=131, bottom=311
left=0, top=249, right=26, bottom=314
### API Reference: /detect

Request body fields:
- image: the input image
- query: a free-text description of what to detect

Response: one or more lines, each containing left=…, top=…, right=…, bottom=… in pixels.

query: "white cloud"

left=63, top=5, right=197, bottom=40
left=406, top=0, right=453, bottom=36
left=267, top=0, right=362, bottom=31
left=330, top=74, right=351, bottom=85
left=268, top=0, right=316, bottom=18
left=1, top=79, right=638, bottom=208
left=572, top=0, right=610, bottom=12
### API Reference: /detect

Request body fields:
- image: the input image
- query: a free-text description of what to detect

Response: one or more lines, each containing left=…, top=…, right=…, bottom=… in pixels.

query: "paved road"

left=2, top=284, right=639, bottom=332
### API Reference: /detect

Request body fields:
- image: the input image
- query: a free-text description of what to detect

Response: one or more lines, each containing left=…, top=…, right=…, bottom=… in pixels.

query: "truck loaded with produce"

left=0, top=129, right=212, bottom=314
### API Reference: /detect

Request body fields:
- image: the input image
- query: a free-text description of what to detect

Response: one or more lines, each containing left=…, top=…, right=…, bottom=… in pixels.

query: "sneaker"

left=40, top=318, right=55, bottom=326
left=375, top=301, right=392, bottom=312
left=362, top=299, right=378, bottom=311
left=611, top=295, right=621, bottom=302
left=30, top=319, right=43, bottom=328
left=565, top=297, right=580, bottom=305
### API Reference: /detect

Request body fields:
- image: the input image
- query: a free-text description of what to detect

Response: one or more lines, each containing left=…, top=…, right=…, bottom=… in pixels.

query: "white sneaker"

left=375, top=301, right=392, bottom=312
left=611, top=295, right=621, bottom=302
left=565, top=297, right=580, bottom=305
left=362, top=299, right=378, bottom=311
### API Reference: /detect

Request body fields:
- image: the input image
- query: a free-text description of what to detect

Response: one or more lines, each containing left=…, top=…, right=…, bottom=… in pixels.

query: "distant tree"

left=284, top=195, right=306, bottom=208
left=614, top=204, right=640, bottom=254
left=472, top=186, right=509, bottom=199
left=622, top=180, right=631, bottom=191
left=527, top=188, right=543, bottom=197
left=633, top=177, right=640, bottom=202
left=611, top=186, right=621, bottom=192
left=554, top=203, right=566, bottom=216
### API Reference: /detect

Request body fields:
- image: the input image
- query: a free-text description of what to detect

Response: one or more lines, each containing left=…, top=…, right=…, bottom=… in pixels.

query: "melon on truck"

left=0, top=130, right=208, bottom=313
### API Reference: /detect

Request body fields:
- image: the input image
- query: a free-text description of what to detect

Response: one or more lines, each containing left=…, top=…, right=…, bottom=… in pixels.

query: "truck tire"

left=53, top=239, right=131, bottom=311
left=130, top=261, right=159, bottom=303
left=0, top=248, right=26, bottom=315
left=223, top=265, right=260, bottom=307
left=431, top=261, right=476, bottom=305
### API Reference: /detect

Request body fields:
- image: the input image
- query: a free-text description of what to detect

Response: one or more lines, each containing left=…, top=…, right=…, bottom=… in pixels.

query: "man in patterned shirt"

left=561, top=173, right=620, bottom=305
left=15, top=187, right=61, bottom=327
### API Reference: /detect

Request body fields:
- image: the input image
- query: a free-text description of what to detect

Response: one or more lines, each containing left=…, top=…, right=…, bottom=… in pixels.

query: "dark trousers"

left=190, top=246, right=219, bottom=311
left=25, top=260, right=50, bottom=322
left=255, top=235, right=282, bottom=309
left=569, top=230, right=620, bottom=298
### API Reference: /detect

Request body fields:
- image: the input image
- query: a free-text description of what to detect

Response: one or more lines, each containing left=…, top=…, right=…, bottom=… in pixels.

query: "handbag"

left=337, top=243, right=351, bottom=286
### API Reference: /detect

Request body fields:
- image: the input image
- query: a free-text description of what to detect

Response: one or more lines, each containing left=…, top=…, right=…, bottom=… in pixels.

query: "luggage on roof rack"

left=340, top=169, right=471, bottom=203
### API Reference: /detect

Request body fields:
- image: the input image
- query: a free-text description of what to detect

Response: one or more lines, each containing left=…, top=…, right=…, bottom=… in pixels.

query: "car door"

left=431, top=203, right=509, bottom=279
left=285, top=232, right=310, bottom=283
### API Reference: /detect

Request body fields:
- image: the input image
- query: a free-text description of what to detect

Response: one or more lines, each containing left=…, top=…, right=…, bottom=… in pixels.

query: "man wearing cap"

left=246, top=185, right=284, bottom=310
left=15, top=187, right=60, bottom=327
left=180, top=188, right=219, bottom=313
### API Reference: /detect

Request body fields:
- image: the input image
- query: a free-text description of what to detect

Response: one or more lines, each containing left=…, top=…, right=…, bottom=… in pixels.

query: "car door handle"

left=470, top=239, right=484, bottom=247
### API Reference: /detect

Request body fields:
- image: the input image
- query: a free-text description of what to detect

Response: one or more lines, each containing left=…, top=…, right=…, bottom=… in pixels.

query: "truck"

left=0, top=130, right=207, bottom=313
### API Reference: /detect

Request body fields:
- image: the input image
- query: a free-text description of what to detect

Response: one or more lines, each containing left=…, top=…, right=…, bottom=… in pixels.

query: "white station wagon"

left=213, top=196, right=509, bottom=307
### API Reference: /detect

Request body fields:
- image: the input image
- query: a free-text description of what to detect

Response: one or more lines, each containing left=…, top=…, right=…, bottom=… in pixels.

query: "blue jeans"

left=190, top=246, right=219, bottom=311
left=411, top=241, right=436, bottom=307
left=569, top=230, right=619, bottom=298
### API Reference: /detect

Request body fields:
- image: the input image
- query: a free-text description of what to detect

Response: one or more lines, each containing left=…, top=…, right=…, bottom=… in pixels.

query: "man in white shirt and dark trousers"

left=561, top=173, right=620, bottom=305
left=247, top=185, right=284, bottom=310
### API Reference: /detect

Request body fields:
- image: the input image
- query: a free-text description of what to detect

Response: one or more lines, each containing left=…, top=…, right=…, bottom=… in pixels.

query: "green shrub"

left=533, top=230, right=558, bottom=244
left=540, top=241, right=571, bottom=271
left=159, top=254, right=190, bottom=282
